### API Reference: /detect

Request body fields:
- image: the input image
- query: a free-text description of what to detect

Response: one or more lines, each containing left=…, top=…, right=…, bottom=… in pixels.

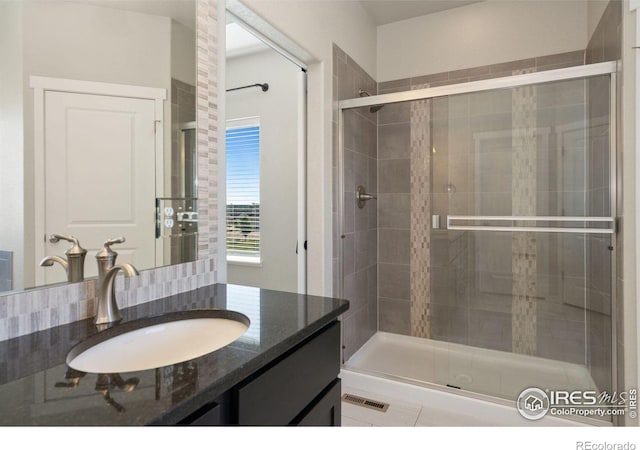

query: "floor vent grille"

left=342, top=393, right=390, bottom=412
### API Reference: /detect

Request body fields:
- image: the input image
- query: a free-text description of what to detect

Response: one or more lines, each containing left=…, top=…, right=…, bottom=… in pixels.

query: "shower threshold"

left=343, top=332, right=607, bottom=425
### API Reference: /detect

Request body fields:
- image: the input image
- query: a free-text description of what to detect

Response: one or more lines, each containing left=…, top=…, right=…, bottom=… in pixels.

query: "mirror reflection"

left=0, top=0, right=198, bottom=294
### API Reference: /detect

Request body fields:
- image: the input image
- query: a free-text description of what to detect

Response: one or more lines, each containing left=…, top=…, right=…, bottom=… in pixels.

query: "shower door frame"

left=337, top=61, right=619, bottom=414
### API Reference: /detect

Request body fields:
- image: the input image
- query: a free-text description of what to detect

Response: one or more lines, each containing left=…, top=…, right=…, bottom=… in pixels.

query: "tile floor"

left=339, top=368, right=605, bottom=426
left=341, top=385, right=503, bottom=426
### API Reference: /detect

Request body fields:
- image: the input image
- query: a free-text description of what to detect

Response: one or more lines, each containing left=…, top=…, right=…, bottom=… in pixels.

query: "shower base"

left=343, top=332, right=598, bottom=404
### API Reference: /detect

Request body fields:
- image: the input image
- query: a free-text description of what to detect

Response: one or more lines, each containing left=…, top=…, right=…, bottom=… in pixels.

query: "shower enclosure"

left=337, top=62, right=617, bottom=421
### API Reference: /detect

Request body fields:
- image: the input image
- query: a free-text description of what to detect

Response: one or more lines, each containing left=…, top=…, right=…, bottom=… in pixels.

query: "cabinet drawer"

left=178, top=401, right=221, bottom=426
left=235, top=321, right=340, bottom=425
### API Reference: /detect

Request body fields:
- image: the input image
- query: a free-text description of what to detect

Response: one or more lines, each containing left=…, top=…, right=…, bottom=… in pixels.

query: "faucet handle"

left=49, top=234, right=87, bottom=257
left=96, top=237, right=126, bottom=260
left=104, top=237, right=126, bottom=247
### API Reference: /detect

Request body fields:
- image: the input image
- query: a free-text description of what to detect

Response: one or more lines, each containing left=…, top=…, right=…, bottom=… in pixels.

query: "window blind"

left=226, top=122, right=260, bottom=261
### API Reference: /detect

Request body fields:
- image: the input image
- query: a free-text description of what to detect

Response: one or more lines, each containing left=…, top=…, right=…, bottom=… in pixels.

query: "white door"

left=42, top=91, right=157, bottom=284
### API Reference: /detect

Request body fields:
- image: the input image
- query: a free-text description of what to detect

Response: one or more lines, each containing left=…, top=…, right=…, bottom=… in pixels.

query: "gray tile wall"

left=586, top=0, right=621, bottom=394
left=377, top=50, right=601, bottom=362
left=377, top=79, right=411, bottom=336
left=336, top=42, right=620, bottom=381
left=170, top=78, right=198, bottom=265
left=333, top=44, right=378, bottom=361
left=0, top=0, right=218, bottom=342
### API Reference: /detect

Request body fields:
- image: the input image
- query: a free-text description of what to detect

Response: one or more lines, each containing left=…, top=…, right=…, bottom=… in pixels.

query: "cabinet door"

left=235, top=321, right=340, bottom=425
left=295, top=379, right=341, bottom=426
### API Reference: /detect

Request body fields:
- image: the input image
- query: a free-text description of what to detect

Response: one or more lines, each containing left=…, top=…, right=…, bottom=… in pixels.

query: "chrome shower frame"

left=337, top=61, right=619, bottom=422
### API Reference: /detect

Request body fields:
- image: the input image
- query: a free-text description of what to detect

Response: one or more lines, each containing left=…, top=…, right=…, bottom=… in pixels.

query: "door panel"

left=43, top=91, right=156, bottom=283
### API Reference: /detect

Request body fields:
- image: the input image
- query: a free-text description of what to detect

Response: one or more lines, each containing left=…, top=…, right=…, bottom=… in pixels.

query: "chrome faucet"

left=94, top=237, right=139, bottom=325
left=39, top=234, right=87, bottom=282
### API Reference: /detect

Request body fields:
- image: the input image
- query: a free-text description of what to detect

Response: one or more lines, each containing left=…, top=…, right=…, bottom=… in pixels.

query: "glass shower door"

left=428, top=75, right=615, bottom=401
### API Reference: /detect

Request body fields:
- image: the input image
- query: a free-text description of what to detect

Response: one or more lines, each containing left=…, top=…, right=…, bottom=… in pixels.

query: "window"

left=226, top=118, right=260, bottom=263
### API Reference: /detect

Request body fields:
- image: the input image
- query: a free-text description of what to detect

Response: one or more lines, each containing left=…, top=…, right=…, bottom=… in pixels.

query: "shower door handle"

left=432, top=215, right=441, bottom=229
left=446, top=215, right=615, bottom=234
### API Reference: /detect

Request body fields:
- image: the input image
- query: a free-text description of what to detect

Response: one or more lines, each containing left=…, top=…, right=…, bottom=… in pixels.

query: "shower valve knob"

left=356, top=185, right=377, bottom=209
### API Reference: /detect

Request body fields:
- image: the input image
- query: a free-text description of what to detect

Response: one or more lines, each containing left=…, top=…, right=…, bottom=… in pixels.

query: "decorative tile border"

left=409, top=84, right=431, bottom=339
left=511, top=69, right=538, bottom=355
left=0, top=0, right=218, bottom=342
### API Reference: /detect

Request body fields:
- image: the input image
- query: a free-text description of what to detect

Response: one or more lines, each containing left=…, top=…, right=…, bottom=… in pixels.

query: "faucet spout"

left=39, top=255, right=68, bottom=270
left=95, top=263, right=139, bottom=326
left=41, top=234, right=87, bottom=282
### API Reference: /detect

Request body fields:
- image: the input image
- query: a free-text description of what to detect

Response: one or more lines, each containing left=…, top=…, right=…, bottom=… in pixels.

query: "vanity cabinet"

left=177, top=320, right=341, bottom=426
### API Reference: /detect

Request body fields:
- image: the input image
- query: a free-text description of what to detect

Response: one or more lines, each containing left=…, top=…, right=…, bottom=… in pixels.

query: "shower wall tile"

left=379, top=298, right=410, bottom=335
left=378, top=123, right=411, bottom=159
left=469, top=309, right=512, bottom=353
left=470, top=293, right=511, bottom=315
left=377, top=102, right=411, bottom=125
left=378, top=78, right=411, bottom=91
left=377, top=110, right=412, bottom=345
left=448, top=64, right=492, bottom=81
left=586, top=0, right=622, bottom=64
left=410, top=71, right=449, bottom=86
left=342, top=303, right=376, bottom=360
left=353, top=111, right=377, bottom=158
left=342, top=233, right=355, bottom=276
left=379, top=229, right=410, bottom=265
left=333, top=44, right=378, bottom=360
left=430, top=305, right=469, bottom=345
left=376, top=98, right=412, bottom=338
left=378, top=194, right=411, bottom=229
left=369, top=156, right=378, bottom=194
left=489, top=58, right=537, bottom=74
left=379, top=159, right=410, bottom=193
left=536, top=50, right=585, bottom=69
left=381, top=50, right=588, bottom=97
left=343, top=110, right=357, bottom=152
left=379, top=263, right=410, bottom=300
left=379, top=49, right=603, bottom=363
left=355, top=229, right=377, bottom=272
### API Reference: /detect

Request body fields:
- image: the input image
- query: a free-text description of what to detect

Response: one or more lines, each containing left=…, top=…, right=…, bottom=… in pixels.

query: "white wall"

left=240, top=0, right=378, bottom=296
left=19, top=1, right=172, bottom=288
left=377, top=0, right=589, bottom=81
left=0, top=3, right=25, bottom=291
left=225, top=49, right=300, bottom=292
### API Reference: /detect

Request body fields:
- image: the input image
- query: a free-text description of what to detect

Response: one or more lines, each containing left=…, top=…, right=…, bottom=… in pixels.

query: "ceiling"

left=226, top=22, right=270, bottom=59
left=359, top=0, right=484, bottom=26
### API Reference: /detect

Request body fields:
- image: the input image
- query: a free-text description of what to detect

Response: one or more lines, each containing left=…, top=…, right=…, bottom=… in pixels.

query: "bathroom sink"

left=66, top=309, right=250, bottom=373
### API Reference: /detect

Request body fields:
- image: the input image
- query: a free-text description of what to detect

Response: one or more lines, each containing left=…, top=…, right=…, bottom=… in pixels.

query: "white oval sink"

left=66, top=310, right=249, bottom=373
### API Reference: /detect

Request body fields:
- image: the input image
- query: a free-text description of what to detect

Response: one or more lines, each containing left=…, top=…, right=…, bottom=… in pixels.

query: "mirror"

left=0, top=0, right=198, bottom=294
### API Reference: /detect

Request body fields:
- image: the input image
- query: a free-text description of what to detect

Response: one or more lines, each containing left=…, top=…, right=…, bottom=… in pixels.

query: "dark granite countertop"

left=0, top=283, right=349, bottom=425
